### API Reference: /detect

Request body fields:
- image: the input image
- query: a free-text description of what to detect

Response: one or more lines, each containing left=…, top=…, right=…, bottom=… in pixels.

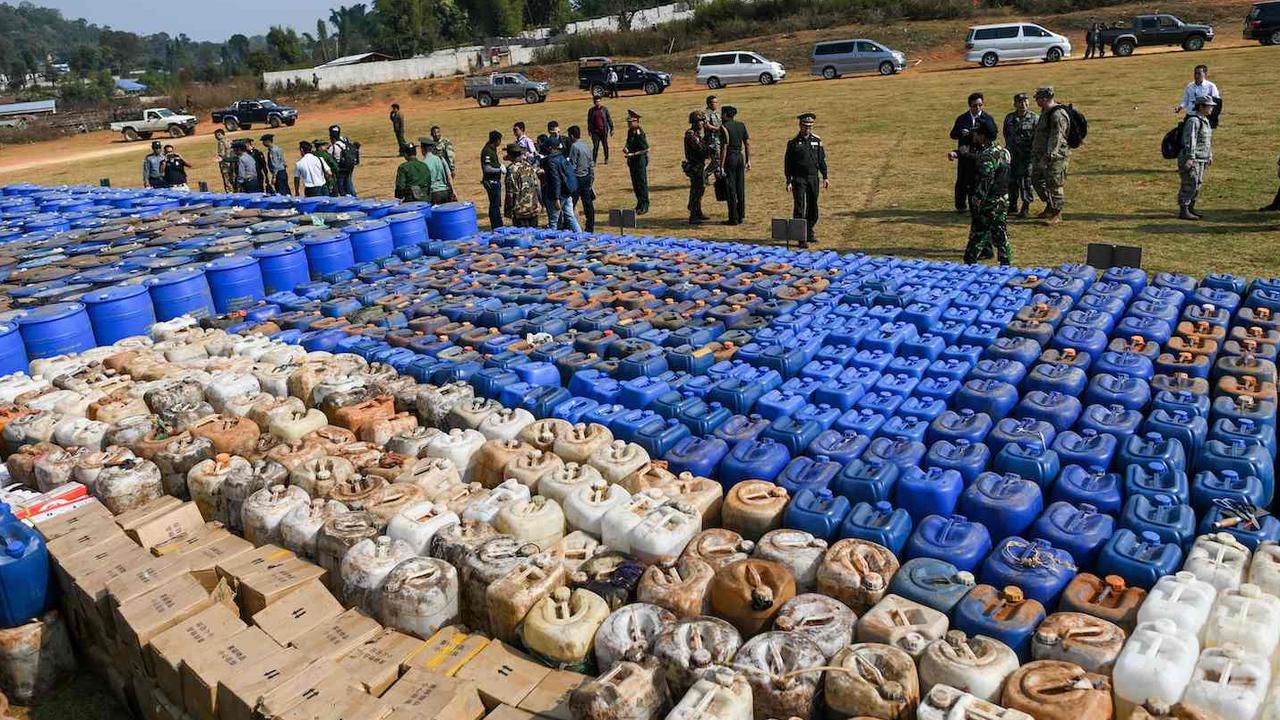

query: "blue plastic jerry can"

left=1076, top=403, right=1144, bottom=442
left=834, top=408, right=887, bottom=438
left=761, top=416, right=824, bottom=457
left=1024, top=363, right=1089, bottom=397
left=925, top=440, right=991, bottom=487
left=1116, top=432, right=1187, bottom=476
left=951, top=584, right=1046, bottom=662
left=0, top=513, right=49, bottom=629
left=832, top=457, right=900, bottom=505
left=1121, top=493, right=1196, bottom=549
left=969, top=358, right=1028, bottom=388
left=1210, top=395, right=1276, bottom=432
left=928, top=409, right=994, bottom=446
left=784, top=488, right=851, bottom=542
left=1096, top=529, right=1183, bottom=590
left=719, top=437, right=792, bottom=488
left=663, top=435, right=729, bottom=479
left=1153, top=390, right=1211, bottom=421
left=1143, top=409, right=1208, bottom=467
left=840, top=501, right=913, bottom=555
left=1123, top=462, right=1191, bottom=506
left=1196, top=439, right=1275, bottom=505
left=611, top=409, right=666, bottom=444
left=678, top=399, right=733, bottom=437
left=755, top=389, right=808, bottom=422
left=776, top=455, right=841, bottom=496
left=876, top=415, right=929, bottom=445
left=992, top=443, right=1060, bottom=489
left=954, top=379, right=1019, bottom=422
left=985, top=417, right=1057, bottom=460
left=1051, top=429, right=1117, bottom=473
left=1209, top=418, right=1276, bottom=457
left=980, top=536, right=1078, bottom=607
left=1050, top=325, right=1108, bottom=362
left=1014, top=390, right=1082, bottom=434
left=714, top=414, right=770, bottom=445
left=927, top=357, right=974, bottom=382
left=807, top=430, right=870, bottom=465
left=1084, top=373, right=1152, bottom=413
left=863, top=437, right=927, bottom=473
left=983, top=337, right=1042, bottom=367
left=898, top=396, right=948, bottom=425
left=1190, top=470, right=1267, bottom=516
left=894, top=467, right=964, bottom=522
left=887, top=557, right=976, bottom=613
left=905, top=514, right=993, bottom=572
left=1031, top=502, right=1115, bottom=570
left=959, top=472, right=1044, bottom=542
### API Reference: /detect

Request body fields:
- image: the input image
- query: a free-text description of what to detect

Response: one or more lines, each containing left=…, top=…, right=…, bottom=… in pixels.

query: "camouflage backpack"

left=510, top=162, right=540, bottom=218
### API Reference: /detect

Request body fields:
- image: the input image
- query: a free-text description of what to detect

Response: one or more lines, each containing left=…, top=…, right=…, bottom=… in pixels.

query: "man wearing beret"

left=1030, top=86, right=1071, bottom=224
left=623, top=109, right=650, bottom=215
left=784, top=112, right=829, bottom=247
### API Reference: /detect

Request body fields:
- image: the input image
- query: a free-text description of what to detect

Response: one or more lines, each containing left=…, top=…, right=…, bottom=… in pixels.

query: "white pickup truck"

left=109, top=108, right=199, bottom=142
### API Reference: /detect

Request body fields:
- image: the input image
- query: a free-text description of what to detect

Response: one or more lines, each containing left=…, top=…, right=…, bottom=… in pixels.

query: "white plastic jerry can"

left=856, top=593, right=951, bottom=659
left=504, top=450, right=564, bottom=494
left=518, top=417, right=572, bottom=453
left=628, top=503, right=701, bottom=564
left=1203, top=583, right=1280, bottom=660
left=289, top=455, right=357, bottom=499
left=600, top=490, right=667, bottom=554
left=377, top=556, right=459, bottom=641
left=1183, top=532, right=1252, bottom=592
left=187, top=453, right=253, bottom=525
left=340, top=535, right=415, bottom=616
left=547, top=530, right=605, bottom=576
left=1112, top=619, right=1200, bottom=719
left=773, top=592, right=856, bottom=661
left=553, top=422, right=614, bottom=465
left=280, top=498, right=350, bottom=560
left=461, top=478, right=532, bottom=525
left=752, top=529, right=829, bottom=593
left=424, top=428, right=487, bottom=482
left=680, top=529, right=756, bottom=572
left=385, top=426, right=445, bottom=460
left=398, top=456, right=461, bottom=496
left=495, top=495, right=566, bottom=551
left=569, top=656, right=671, bottom=720
left=51, top=416, right=109, bottom=452
left=251, top=361, right=295, bottom=398
left=665, top=667, right=753, bottom=720
left=446, top=397, right=503, bottom=431
left=205, top=371, right=262, bottom=412
left=538, top=462, right=606, bottom=504
left=268, top=407, right=328, bottom=444
left=565, top=481, right=633, bottom=538
left=1136, top=571, right=1218, bottom=637
left=824, top=642, right=921, bottom=720
left=594, top=602, right=677, bottom=674
left=486, top=554, right=567, bottom=646
left=1181, top=643, right=1271, bottom=720
left=1248, top=542, right=1280, bottom=599
left=917, top=684, right=1033, bottom=720
left=477, top=407, right=536, bottom=442
left=94, top=456, right=163, bottom=515
left=520, top=587, right=610, bottom=671
left=387, top=501, right=461, bottom=555
left=589, top=440, right=651, bottom=486
left=241, top=484, right=311, bottom=547
left=917, top=631, right=1020, bottom=703
left=732, top=630, right=827, bottom=720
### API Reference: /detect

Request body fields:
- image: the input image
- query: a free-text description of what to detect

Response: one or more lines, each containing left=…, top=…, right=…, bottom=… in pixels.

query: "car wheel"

left=478, top=93, right=494, bottom=107
left=822, top=66, right=837, bottom=80
left=524, top=90, right=539, bottom=104
left=1183, top=35, right=1205, bottom=51
left=643, top=81, right=659, bottom=95
left=167, top=125, right=185, bottom=138
left=269, top=115, right=282, bottom=128
left=223, top=118, right=239, bottom=132
left=286, top=119, right=296, bottom=126
left=981, top=52, right=998, bottom=67
left=707, top=77, right=721, bottom=90
left=759, top=72, right=774, bottom=85
left=591, top=84, right=605, bottom=97
left=122, top=128, right=139, bottom=142
left=1115, top=40, right=1135, bottom=56
left=878, top=61, right=895, bottom=75
left=1271, top=30, right=1280, bottom=45
left=1046, top=47, right=1063, bottom=62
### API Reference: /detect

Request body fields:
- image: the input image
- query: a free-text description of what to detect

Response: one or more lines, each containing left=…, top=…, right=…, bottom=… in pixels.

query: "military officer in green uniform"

left=955, top=123, right=1012, bottom=265
left=393, top=142, right=432, bottom=201
left=784, top=112, right=829, bottom=247
left=430, top=125, right=456, bottom=177
left=623, top=109, right=650, bottom=215
left=1002, top=92, right=1039, bottom=218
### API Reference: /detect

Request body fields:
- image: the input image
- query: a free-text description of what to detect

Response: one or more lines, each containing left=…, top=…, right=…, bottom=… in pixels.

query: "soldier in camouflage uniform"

left=703, top=95, right=725, bottom=179
left=684, top=111, right=711, bottom=225
left=430, top=125, right=456, bottom=177
left=503, top=143, right=542, bottom=228
left=957, top=123, right=1012, bottom=265
left=1002, top=93, right=1039, bottom=218
left=1030, top=86, right=1071, bottom=224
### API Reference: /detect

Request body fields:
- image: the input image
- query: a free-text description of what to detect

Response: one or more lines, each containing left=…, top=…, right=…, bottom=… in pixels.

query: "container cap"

left=4, top=540, right=24, bottom=557
left=82, top=283, right=149, bottom=304
left=1140, top=530, right=1162, bottom=543
left=16, top=301, right=84, bottom=325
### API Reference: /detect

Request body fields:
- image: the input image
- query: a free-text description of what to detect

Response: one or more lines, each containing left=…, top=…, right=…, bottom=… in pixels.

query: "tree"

left=68, top=44, right=100, bottom=77
left=315, top=19, right=332, bottom=62
left=329, top=5, right=375, bottom=56
left=266, top=26, right=304, bottom=66
left=374, top=0, right=433, bottom=58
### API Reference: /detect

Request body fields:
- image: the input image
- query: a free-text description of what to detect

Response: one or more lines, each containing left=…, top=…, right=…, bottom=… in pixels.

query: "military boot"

left=1044, top=209, right=1062, bottom=225
left=1035, top=207, right=1053, bottom=219
left=1180, top=205, right=1200, bottom=221
left=1188, top=202, right=1204, bottom=219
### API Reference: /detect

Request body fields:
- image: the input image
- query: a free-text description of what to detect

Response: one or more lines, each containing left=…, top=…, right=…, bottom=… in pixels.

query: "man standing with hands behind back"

left=950, top=92, right=997, bottom=213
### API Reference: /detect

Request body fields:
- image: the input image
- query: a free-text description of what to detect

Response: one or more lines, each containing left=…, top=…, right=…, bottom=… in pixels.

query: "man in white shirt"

left=293, top=141, right=332, bottom=197
left=512, top=121, right=539, bottom=160
left=1174, top=64, right=1220, bottom=115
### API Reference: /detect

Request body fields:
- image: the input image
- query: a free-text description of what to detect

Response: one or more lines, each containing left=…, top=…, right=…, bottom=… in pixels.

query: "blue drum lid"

left=17, top=301, right=84, bottom=325
left=433, top=201, right=473, bottom=213
left=299, top=229, right=349, bottom=245
left=346, top=219, right=390, bottom=233
left=394, top=202, right=432, bottom=215
left=205, top=254, right=257, bottom=271
left=252, top=242, right=304, bottom=258
left=251, top=231, right=293, bottom=246
left=148, top=265, right=206, bottom=286
left=82, top=282, right=150, bottom=305
left=385, top=212, right=424, bottom=224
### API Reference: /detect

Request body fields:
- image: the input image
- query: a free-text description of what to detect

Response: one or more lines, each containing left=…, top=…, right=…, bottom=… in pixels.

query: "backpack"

left=1057, top=104, right=1088, bottom=149
left=336, top=139, right=361, bottom=171
left=1162, top=117, right=1190, bottom=160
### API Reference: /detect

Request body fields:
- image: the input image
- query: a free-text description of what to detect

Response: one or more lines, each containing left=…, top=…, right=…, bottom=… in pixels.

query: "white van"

left=965, top=23, right=1072, bottom=67
left=695, top=51, right=787, bottom=89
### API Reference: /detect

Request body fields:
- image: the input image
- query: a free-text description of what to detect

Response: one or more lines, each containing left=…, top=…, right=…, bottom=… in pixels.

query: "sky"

left=40, top=0, right=337, bottom=42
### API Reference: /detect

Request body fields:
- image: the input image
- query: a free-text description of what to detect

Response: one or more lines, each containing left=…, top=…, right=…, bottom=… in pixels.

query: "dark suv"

left=1245, top=1, right=1280, bottom=44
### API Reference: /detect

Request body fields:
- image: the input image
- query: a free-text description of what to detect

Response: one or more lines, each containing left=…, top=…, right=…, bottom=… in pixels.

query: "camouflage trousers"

left=1008, top=155, right=1034, bottom=210
left=1179, top=160, right=1207, bottom=207
left=964, top=201, right=1011, bottom=265
left=1031, top=156, right=1069, bottom=211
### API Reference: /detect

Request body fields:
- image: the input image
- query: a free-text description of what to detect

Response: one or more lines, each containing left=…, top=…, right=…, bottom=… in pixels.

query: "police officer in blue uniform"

left=784, top=112, right=829, bottom=247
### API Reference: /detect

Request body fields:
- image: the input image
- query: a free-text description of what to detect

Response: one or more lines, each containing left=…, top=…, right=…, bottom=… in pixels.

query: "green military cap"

left=797, top=112, right=816, bottom=125
left=504, top=142, right=526, bottom=156
left=1013, top=92, right=1028, bottom=102
left=627, top=109, right=642, bottom=119
left=1034, top=86, right=1055, bottom=99
left=419, top=136, right=437, bottom=147
left=1193, top=95, right=1217, bottom=107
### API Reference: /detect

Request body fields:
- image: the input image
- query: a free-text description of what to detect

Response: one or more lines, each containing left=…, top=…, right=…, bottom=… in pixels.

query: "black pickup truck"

left=1099, top=14, right=1215, bottom=56
left=577, top=58, right=672, bottom=97
left=211, top=99, right=299, bottom=131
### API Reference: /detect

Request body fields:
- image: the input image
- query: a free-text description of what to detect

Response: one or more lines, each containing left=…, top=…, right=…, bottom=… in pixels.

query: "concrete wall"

left=263, top=2, right=691, bottom=91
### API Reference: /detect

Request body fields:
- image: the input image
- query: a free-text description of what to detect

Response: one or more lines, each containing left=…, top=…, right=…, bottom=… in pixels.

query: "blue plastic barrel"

left=427, top=201, right=479, bottom=240
left=386, top=211, right=428, bottom=248
left=81, top=283, right=155, bottom=344
left=346, top=220, right=395, bottom=263
left=204, top=255, right=265, bottom=313
left=0, top=323, right=27, bottom=376
left=16, top=302, right=95, bottom=359
left=251, top=242, right=311, bottom=295
left=299, top=229, right=355, bottom=278
left=146, top=266, right=215, bottom=320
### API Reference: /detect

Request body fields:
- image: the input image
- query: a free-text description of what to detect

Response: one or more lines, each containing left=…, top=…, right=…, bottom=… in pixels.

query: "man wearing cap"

left=329, top=124, right=358, bottom=197
left=417, top=137, right=453, bottom=205
left=143, top=141, right=165, bottom=189
left=504, top=142, right=541, bottom=227
left=394, top=142, right=432, bottom=202
left=952, top=124, right=1012, bottom=265
left=481, top=130, right=505, bottom=229
left=950, top=92, right=998, bottom=213
left=623, top=110, right=650, bottom=215
left=784, top=112, right=829, bottom=247
left=1002, top=93, right=1039, bottom=218
left=214, top=128, right=234, bottom=192
left=390, top=104, right=407, bottom=151
left=1178, top=95, right=1215, bottom=220
left=721, top=105, right=750, bottom=226
left=262, top=134, right=290, bottom=195
left=1030, top=86, right=1071, bottom=224
left=684, top=111, right=712, bottom=225
left=313, top=138, right=339, bottom=195
left=244, top=138, right=271, bottom=195
left=430, top=125, right=456, bottom=177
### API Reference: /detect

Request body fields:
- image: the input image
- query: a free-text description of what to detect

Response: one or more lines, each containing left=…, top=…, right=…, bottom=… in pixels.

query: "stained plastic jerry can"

left=917, top=630, right=1020, bottom=703
left=773, top=592, right=856, bottom=660
left=753, top=528, right=828, bottom=593
left=855, top=593, right=949, bottom=658
left=1000, top=660, right=1114, bottom=720
left=721, top=480, right=788, bottom=542
left=1180, top=644, right=1269, bottom=720
left=1030, top=611, right=1126, bottom=675
left=707, top=558, right=797, bottom=637
left=952, top=585, right=1046, bottom=662
left=732, top=631, right=825, bottom=720
left=824, top=643, right=920, bottom=720
left=815, top=537, right=899, bottom=614
left=1182, top=532, right=1250, bottom=592
left=980, top=536, right=1077, bottom=607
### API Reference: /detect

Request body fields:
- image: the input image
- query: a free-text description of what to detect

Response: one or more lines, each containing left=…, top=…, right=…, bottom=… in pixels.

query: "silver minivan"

left=695, top=51, right=787, bottom=89
left=965, top=23, right=1072, bottom=67
left=811, top=39, right=908, bottom=79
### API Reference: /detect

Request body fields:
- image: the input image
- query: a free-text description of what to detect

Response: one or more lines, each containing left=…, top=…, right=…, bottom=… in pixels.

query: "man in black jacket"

left=950, top=92, right=998, bottom=213
left=586, top=96, right=613, bottom=164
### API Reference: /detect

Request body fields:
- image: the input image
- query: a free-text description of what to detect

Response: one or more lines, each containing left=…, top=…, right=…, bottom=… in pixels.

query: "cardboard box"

left=517, top=670, right=588, bottom=720
left=329, top=691, right=395, bottom=720
left=402, top=626, right=490, bottom=677
left=216, top=647, right=313, bottom=720
left=252, top=580, right=343, bottom=647
left=179, top=626, right=280, bottom=720
left=237, top=558, right=327, bottom=618
left=56, top=530, right=139, bottom=597
left=129, top=501, right=207, bottom=550
left=482, top=705, right=538, bottom=720
left=272, top=675, right=393, bottom=720
left=114, top=495, right=183, bottom=534
left=106, top=554, right=194, bottom=615
left=114, top=571, right=236, bottom=670
left=31, top=495, right=111, bottom=540
left=381, top=669, right=485, bottom=720
left=455, top=641, right=550, bottom=711
left=169, top=532, right=255, bottom=588
left=151, top=523, right=224, bottom=556
left=289, top=607, right=381, bottom=662
left=46, top=515, right=130, bottom=563
left=68, top=538, right=157, bottom=643
left=215, top=544, right=295, bottom=589
left=147, top=603, right=246, bottom=703
left=337, top=628, right=426, bottom=695
left=252, top=660, right=349, bottom=720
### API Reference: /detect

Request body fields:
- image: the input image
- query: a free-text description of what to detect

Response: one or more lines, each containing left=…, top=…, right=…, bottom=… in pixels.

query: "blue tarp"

left=116, top=79, right=147, bottom=92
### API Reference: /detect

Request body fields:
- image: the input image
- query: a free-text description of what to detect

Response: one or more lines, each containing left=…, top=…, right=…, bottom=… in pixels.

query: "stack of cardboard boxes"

left=36, top=497, right=588, bottom=720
